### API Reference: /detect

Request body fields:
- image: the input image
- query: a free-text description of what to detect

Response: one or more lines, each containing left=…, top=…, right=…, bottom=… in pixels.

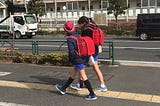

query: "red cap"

left=64, top=21, right=75, bottom=33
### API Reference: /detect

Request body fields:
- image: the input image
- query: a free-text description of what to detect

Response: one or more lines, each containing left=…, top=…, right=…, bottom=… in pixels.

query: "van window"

left=142, top=19, right=150, bottom=24
left=14, top=16, right=24, bottom=25
left=141, top=15, right=151, bottom=24
left=24, top=15, right=37, bottom=24
left=151, top=18, right=160, bottom=23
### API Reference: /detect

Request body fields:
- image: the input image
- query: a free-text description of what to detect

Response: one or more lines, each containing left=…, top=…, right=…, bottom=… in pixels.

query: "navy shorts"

left=93, top=55, right=98, bottom=61
left=74, top=64, right=85, bottom=71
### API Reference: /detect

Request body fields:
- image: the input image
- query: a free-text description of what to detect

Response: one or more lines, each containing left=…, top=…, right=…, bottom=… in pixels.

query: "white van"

left=0, top=14, right=38, bottom=39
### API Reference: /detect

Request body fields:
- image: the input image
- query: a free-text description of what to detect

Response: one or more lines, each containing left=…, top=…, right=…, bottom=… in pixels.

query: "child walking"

left=70, top=16, right=108, bottom=92
left=55, top=21, right=97, bottom=100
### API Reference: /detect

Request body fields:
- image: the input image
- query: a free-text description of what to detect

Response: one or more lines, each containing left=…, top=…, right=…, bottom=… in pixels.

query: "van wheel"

left=139, top=33, right=148, bottom=40
left=15, top=32, right=21, bottom=39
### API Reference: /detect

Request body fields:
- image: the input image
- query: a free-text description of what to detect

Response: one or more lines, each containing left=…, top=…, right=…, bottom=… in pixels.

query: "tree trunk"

left=115, top=15, right=119, bottom=30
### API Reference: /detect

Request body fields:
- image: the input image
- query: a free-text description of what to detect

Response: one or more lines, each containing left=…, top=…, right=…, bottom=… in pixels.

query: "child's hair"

left=78, top=16, right=89, bottom=24
left=89, top=18, right=96, bottom=24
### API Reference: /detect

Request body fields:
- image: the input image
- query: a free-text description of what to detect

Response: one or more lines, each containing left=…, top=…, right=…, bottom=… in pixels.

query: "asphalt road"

left=0, top=63, right=160, bottom=106
left=0, top=36, right=160, bottom=105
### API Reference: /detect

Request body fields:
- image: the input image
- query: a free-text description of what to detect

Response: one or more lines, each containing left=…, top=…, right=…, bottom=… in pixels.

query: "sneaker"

left=85, top=94, right=97, bottom=100
left=95, top=86, right=108, bottom=92
left=55, top=84, right=66, bottom=95
left=70, top=83, right=82, bottom=91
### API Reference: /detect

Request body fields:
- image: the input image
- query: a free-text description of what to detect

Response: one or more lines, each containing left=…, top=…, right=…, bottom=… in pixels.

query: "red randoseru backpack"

left=89, top=27, right=105, bottom=45
left=69, top=36, right=95, bottom=56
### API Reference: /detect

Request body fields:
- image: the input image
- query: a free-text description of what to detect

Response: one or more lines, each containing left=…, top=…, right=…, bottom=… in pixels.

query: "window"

left=67, top=2, right=78, bottom=11
left=57, top=7, right=60, bottom=12
left=73, top=2, right=78, bottom=10
left=142, top=19, right=150, bottom=24
left=141, top=0, right=156, bottom=7
left=0, top=9, right=3, bottom=18
left=142, top=0, right=148, bottom=7
left=137, top=0, right=141, bottom=7
left=157, top=0, right=160, bottom=6
left=90, top=5, right=93, bottom=10
left=14, top=16, right=24, bottom=25
left=24, top=15, right=37, bottom=24
left=102, top=0, right=108, bottom=9
left=151, top=18, right=160, bottom=23
left=150, top=0, right=155, bottom=6
left=50, top=8, right=53, bottom=11
left=67, top=3, right=72, bottom=11
left=82, top=6, right=85, bottom=10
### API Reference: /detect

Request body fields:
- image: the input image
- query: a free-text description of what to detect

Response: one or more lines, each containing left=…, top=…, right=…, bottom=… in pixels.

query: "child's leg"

left=63, top=68, right=76, bottom=89
left=79, top=69, right=95, bottom=95
left=93, top=61, right=105, bottom=85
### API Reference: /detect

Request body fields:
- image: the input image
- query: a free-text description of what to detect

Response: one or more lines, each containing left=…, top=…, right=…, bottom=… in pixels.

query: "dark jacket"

left=67, top=32, right=88, bottom=65
left=81, top=23, right=99, bottom=54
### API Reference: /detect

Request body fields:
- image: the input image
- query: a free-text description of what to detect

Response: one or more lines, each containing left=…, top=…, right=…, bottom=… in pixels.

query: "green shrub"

left=12, top=51, right=69, bottom=66
left=37, top=30, right=65, bottom=36
left=106, top=29, right=135, bottom=36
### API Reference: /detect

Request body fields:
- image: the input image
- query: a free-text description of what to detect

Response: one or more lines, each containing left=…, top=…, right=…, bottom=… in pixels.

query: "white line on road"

left=99, top=59, right=160, bottom=67
left=116, top=60, right=160, bottom=67
left=0, top=102, right=29, bottom=106
left=114, top=46, right=160, bottom=50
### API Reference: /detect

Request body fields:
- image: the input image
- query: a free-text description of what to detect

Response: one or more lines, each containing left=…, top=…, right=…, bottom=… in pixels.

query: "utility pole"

left=126, top=0, right=129, bottom=22
left=54, top=0, right=57, bottom=26
left=88, top=0, right=91, bottom=18
left=25, top=0, right=31, bottom=13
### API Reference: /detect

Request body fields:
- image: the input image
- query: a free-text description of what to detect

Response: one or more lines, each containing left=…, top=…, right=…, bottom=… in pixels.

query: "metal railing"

left=0, top=39, right=115, bottom=65
left=31, top=40, right=115, bottom=65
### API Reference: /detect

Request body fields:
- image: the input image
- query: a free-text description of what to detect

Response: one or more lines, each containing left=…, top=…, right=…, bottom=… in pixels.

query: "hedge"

left=0, top=52, right=70, bottom=66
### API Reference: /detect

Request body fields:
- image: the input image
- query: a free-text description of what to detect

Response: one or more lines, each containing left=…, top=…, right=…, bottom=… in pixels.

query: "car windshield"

left=24, top=15, right=37, bottom=24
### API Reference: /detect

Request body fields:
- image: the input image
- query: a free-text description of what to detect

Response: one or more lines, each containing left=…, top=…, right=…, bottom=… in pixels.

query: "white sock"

left=77, top=83, right=80, bottom=87
left=101, top=84, right=106, bottom=88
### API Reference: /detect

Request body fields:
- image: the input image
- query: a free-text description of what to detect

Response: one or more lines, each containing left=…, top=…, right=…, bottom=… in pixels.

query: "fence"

left=0, top=39, right=115, bottom=65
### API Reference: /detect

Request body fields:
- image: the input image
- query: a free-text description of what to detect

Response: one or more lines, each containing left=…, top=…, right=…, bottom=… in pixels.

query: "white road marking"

left=114, top=46, right=160, bottom=50
left=116, top=60, right=160, bottom=67
left=0, top=102, right=29, bottom=106
left=99, top=59, right=160, bottom=67
left=0, top=72, right=11, bottom=76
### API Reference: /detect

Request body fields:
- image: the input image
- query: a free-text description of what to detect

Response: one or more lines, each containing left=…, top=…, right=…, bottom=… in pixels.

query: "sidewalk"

left=0, top=63, right=160, bottom=104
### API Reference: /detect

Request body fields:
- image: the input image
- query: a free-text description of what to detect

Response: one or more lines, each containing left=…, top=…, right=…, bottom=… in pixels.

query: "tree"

left=107, top=0, right=128, bottom=29
left=5, top=0, right=14, bottom=15
left=27, top=0, right=45, bottom=17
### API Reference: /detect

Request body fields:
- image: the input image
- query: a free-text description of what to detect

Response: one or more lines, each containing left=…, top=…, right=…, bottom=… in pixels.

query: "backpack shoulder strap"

left=69, top=35, right=79, bottom=55
left=69, top=35, right=78, bottom=39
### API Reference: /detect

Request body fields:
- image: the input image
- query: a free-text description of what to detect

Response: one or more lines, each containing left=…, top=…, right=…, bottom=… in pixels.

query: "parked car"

left=136, top=13, right=160, bottom=40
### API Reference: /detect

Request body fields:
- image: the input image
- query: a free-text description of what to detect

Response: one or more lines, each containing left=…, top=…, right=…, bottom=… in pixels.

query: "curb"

left=99, top=59, right=160, bottom=68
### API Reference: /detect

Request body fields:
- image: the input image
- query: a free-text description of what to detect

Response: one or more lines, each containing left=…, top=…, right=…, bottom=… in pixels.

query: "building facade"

left=4, top=0, right=160, bottom=18
left=39, top=0, right=160, bottom=26
left=2, top=0, right=160, bottom=25
left=0, top=0, right=7, bottom=20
